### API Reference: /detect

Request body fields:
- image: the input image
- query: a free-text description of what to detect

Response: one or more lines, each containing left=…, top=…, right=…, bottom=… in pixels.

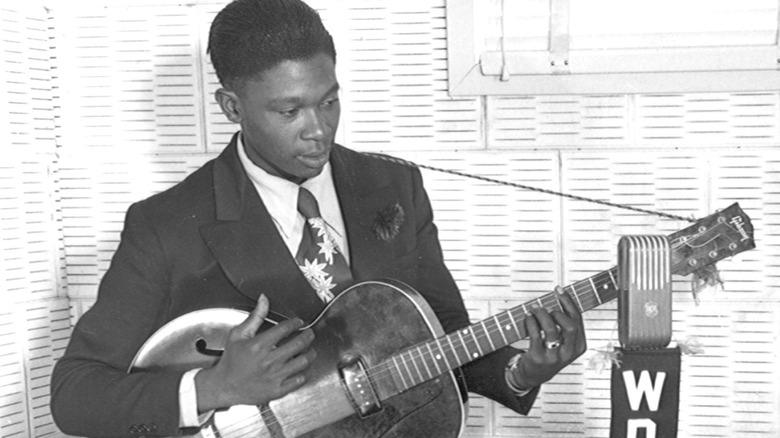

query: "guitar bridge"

left=339, top=355, right=382, bottom=418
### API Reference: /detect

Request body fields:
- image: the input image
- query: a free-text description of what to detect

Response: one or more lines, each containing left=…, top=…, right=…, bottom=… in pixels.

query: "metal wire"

left=363, top=152, right=696, bottom=223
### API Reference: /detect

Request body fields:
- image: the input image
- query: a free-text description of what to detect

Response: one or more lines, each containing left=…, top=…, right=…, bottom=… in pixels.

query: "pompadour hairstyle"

left=207, top=0, right=336, bottom=91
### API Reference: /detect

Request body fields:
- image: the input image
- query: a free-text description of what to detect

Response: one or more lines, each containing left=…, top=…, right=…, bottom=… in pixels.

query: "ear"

left=215, top=88, right=243, bottom=123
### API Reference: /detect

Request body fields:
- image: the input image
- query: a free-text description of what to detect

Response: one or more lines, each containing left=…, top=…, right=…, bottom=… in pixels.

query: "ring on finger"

left=545, top=339, right=561, bottom=349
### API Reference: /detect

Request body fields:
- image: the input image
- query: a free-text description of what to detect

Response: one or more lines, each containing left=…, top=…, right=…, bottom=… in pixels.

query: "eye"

left=278, top=108, right=299, bottom=117
left=321, top=97, right=339, bottom=107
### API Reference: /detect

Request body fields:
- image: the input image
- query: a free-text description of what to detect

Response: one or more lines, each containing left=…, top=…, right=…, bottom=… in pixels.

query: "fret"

left=557, top=292, right=567, bottom=311
left=590, top=276, right=603, bottom=305
left=434, top=338, right=453, bottom=371
left=495, top=311, right=512, bottom=341
left=493, top=314, right=509, bottom=345
left=468, top=327, right=483, bottom=358
left=508, top=308, right=523, bottom=339
left=570, top=284, right=584, bottom=311
left=391, top=355, right=409, bottom=390
left=538, top=293, right=552, bottom=313
left=552, top=294, right=559, bottom=311
left=417, top=345, right=433, bottom=379
left=480, top=320, right=495, bottom=351
left=485, top=316, right=506, bottom=353
left=607, top=269, right=617, bottom=290
left=402, top=350, right=421, bottom=387
left=426, top=342, right=443, bottom=375
left=457, top=328, right=478, bottom=361
left=442, top=336, right=460, bottom=370
left=451, top=331, right=470, bottom=366
left=407, top=349, right=424, bottom=383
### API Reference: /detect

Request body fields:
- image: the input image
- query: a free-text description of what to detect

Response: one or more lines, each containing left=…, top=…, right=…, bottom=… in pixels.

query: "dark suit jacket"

left=51, top=135, right=537, bottom=437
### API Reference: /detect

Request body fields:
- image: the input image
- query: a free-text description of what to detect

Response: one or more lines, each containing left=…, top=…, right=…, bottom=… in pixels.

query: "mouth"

left=298, top=148, right=331, bottom=169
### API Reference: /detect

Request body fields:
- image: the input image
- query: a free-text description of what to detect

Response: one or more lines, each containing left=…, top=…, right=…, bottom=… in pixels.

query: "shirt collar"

left=236, top=133, right=333, bottom=239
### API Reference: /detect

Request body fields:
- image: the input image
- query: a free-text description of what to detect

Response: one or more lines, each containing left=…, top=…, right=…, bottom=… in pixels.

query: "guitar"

left=130, top=203, right=755, bottom=438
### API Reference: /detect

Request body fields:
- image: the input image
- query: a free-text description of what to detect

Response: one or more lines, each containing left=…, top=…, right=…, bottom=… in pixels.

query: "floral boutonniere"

left=372, top=202, right=405, bottom=241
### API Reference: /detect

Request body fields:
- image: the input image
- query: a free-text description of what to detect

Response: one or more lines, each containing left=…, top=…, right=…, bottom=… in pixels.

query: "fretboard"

left=367, top=202, right=756, bottom=398
left=381, top=267, right=619, bottom=394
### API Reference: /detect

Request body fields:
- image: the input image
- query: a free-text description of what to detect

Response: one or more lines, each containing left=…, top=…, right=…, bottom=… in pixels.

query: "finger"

left=276, top=369, right=309, bottom=396
left=555, top=287, right=583, bottom=323
left=554, top=287, right=587, bottom=350
left=274, top=350, right=317, bottom=396
left=285, top=348, right=317, bottom=376
left=549, top=310, right=579, bottom=354
left=268, top=328, right=315, bottom=363
left=524, top=310, right=545, bottom=356
left=256, top=317, right=307, bottom=350
left=232, top=294, right=270, bottom=340
left=530, top=306, right=560, bottom=343
left=550, top=304, right=588, bottom=359
left=549, top=310, right=577, bottom=337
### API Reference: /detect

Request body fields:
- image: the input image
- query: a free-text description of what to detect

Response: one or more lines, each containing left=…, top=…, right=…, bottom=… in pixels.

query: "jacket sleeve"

left=50, top=202, right=185, bottom=437
left=405, top=167, right=539, bottom=415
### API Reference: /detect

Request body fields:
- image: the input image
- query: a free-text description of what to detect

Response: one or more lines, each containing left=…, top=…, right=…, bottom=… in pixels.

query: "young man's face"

left=220, top=52, right=341, bottom=184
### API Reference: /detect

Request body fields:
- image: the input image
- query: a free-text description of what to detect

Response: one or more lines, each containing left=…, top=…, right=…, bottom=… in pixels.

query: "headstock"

left=668, top=203, right=755, bottom=277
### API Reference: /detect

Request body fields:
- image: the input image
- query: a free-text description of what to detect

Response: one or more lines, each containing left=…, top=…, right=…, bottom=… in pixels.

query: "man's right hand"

left=195, top=294, right=316, bottom=411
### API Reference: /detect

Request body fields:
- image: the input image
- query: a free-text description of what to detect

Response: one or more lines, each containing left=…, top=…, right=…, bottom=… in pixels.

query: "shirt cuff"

left=179, top=368, right=215, bottom=428
left=504, top=352, right=533, bottom=397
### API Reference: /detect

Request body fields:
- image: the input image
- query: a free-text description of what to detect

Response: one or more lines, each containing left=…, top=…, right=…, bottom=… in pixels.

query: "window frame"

left=446, top=0, right=780, bottom=96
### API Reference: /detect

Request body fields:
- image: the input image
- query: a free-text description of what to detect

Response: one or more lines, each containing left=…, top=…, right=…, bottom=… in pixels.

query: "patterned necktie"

left=295, top=187, right=353, bottom=303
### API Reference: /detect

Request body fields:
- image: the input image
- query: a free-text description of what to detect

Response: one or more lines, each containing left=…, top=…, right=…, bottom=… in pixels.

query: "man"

left=50, top=0, right=587, bottom=436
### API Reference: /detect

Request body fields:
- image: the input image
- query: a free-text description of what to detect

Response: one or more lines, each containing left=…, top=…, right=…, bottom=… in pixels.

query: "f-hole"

left=195, top=338, right=224, bottom=357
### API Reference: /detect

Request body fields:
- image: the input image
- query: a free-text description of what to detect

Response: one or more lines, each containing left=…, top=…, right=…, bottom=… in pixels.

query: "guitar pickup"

left=339, top=355, right=382, bottom=418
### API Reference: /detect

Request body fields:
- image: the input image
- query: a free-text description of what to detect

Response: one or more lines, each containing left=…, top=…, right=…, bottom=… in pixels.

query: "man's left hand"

left=509, top=286, right=588, bottom=390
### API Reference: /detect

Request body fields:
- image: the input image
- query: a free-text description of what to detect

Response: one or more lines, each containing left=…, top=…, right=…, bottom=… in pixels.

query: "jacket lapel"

left=199, top=135, right=323, bottom=322
left=330, top=145, right=397, bottom=281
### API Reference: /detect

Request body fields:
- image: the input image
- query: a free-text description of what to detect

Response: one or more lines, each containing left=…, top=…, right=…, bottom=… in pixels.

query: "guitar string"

left=360, top=232, right=694, bottom=376
left=212, top=267, right=625, bottom=437
left=217, top=221, right=738, bottom=437
left=374, top=229, right=716, bottom=390
left=217, top=415, right=264, bottom=438
left=214, top=223, right=731, bottom=437
left=379, top=223, right=737, bottom=393
left=209, top=227, right=719, bottom=437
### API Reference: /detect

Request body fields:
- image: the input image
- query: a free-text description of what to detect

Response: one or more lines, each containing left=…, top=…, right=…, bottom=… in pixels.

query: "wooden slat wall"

left=1, top=3, right=70, bottom=437
left=1, top=0, right=778, bottom=437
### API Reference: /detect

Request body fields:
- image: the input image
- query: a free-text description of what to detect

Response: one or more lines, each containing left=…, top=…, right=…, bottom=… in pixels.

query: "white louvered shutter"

left=1, top=3, right=70, bottom=437
left=5, top=1, right=777, bottom=437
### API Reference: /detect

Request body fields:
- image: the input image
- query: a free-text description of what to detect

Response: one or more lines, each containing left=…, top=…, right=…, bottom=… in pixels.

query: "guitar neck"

left=382, top=267, right=619, bottom=394
left=378, top=202, right=755, bottom=397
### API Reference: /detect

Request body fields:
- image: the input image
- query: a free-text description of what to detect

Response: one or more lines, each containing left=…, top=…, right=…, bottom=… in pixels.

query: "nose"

left=301, top=108, right=327, bottom=141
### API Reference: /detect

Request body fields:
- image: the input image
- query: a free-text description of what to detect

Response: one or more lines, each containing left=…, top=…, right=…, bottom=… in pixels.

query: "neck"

left=373, top=268, right=619, bottom=398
